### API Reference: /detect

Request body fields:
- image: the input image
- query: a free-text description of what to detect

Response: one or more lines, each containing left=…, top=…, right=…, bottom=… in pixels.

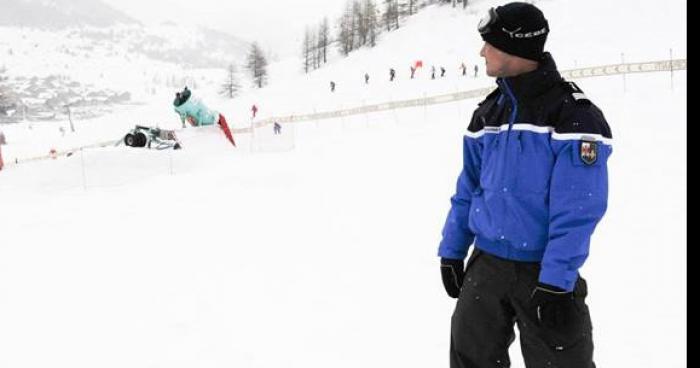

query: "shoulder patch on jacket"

left=561, top=81, right=591, bottom=105
left=579, top=140, right=598, bottom=165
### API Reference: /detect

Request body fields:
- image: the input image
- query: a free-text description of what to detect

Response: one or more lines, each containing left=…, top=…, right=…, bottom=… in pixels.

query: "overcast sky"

left=102, top=0, right=351, bottom=57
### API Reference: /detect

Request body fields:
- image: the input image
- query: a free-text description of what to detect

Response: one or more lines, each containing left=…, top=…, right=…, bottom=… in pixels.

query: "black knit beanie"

left=479, top=2, right=549, bottom=61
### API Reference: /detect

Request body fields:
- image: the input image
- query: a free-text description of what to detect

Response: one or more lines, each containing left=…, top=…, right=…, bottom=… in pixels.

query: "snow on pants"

left=217, top=114, right=236, bottom=147
left=449, top=249, right=595, bottom=368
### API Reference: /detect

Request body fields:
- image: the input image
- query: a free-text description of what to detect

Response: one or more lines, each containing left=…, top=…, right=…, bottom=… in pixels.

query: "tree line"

left=219, top=42, right=269, bottom=99
left=220, top=0, right=472, bottom=99
left=302, top=0, right=470, bottom=73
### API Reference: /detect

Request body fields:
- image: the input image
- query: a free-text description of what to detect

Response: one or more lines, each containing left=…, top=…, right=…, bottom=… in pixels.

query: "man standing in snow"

left=273, top=122, right=282, bottom=135
left=173, top=87, right=236, bottom=147
left=251, top=104, right=258, bottom=119
left=439, top=3, right=611, bottom=367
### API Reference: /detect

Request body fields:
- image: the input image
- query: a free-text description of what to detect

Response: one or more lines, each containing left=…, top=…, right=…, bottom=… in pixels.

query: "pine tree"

left=246, top=42, right=268, bottom=88
left=310, top=31, right=319, bottom=70
left=353, top=1, right=366, bottom=48
left=315, top=30, right=324, bottom=69
left=392, top=0, right=400, bottom=29
left=318, top=17, right=330, bottom=64
left=220, top=64, right=241, bottom=99
left=303, top=27, right=313, bottom=73
left=337, top=1, right=355, bottom=56
left=383, top=0, right=393, bottom=31
left=382, top=0, right=398, bottom=31
left=364, top=0, right=379, bottom=47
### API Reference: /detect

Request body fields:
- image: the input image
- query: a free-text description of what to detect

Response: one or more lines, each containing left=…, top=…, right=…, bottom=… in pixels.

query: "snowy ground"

left=0, top=0, right=686, bottom=367
left=0, top=69, right=686, bottom=368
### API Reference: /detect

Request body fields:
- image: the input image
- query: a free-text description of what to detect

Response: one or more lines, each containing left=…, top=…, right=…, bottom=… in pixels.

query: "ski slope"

left=0, top=0, right=687, bottom=367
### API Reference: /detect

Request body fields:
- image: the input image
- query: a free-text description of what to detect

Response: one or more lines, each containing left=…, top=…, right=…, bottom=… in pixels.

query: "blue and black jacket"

left=438, top=53, right=612, bottom=291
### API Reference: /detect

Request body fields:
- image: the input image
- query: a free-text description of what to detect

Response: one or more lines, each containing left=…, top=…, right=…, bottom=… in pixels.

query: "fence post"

left=455, top=84, right=462, bottom=123
left=250, top=117, right=255, bottom=153
left=670, top=48, right=674, bottom=91
left=339, top=104, right=347, bottom=130
left=423, top=92, right=428, bottom=126
left=621, top=53, right=627, bottom=93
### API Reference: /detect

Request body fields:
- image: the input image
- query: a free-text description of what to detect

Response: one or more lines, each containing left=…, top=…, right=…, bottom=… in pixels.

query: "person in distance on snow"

left=438, top=3, right=612, bottom=367
left=251, top=104, right=258, bottom=119
left=273, top=121, right=282, bottom=135
left=173, top=87, right=236, bottom=147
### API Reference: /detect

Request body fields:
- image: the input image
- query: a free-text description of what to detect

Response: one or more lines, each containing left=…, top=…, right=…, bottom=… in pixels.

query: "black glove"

left=440, top=258, right=465, bottom=298
left=530, top=283, right=581, bottom=331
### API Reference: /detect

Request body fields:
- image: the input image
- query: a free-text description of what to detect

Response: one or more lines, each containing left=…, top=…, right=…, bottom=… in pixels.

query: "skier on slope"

left=273, top=122, right=282, bottom=135
left=173, top=87, right=236, bottom=147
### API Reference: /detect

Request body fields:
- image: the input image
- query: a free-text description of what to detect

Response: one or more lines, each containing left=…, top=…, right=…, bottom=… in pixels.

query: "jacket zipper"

left=501, top=78, right=518, bottom=131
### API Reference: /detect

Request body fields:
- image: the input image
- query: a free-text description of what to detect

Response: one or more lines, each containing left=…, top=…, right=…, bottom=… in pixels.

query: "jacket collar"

left=497, top=52, right=562, bottom=102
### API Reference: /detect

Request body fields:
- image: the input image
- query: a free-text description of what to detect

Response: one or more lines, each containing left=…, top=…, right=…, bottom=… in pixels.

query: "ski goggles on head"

left=478, top=7, right=499, bottom=35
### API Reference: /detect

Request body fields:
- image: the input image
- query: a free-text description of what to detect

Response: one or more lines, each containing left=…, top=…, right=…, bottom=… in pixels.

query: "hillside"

left=0, top=0, right=137, bottom=29
left=0, top=0, right=249, bottom=123
left=0, top=1, right=687, bottom=367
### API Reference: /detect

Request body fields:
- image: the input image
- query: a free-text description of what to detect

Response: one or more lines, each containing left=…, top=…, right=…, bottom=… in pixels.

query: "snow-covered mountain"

left=0, top=0, right=138, bottom=29
left=0, top=0, right=249, bottom=123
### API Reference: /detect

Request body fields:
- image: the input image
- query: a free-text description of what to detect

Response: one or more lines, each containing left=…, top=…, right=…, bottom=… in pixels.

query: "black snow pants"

left=450, top=249, right=596, bottom=368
